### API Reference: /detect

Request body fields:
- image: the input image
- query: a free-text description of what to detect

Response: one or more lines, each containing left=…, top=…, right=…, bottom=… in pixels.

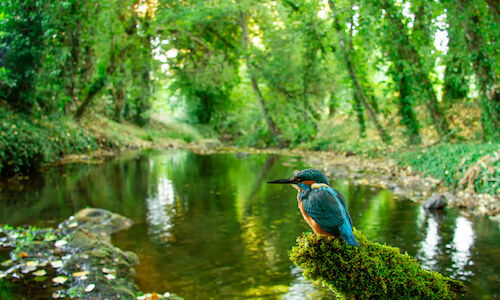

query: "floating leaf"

left=54, top=240, right=67, bottom=248
left=44, top=234, right=56, bottom=242
left=26, top=261, right=38, bottom=267
left=1, top=260, right=12, bottom=267
left=73, top=271, right=89, bottom=278
left=84, top=284, right=95, bottom=292
left=52, top=276, right=68, bottom=284
left=22, top=266, right=37, bottom=273
left=33, top=270, right=46, bottom=276
left=50, top=260, right=63, bottom=268
left=104, top=274, right=116, bottom=280
left=102, top=267, right=115, bottom=274
left=34, top=276, right=47, bottom=282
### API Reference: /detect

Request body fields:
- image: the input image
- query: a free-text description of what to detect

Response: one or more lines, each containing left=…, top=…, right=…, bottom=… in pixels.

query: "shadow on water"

left=0, top=150, right=498, bottom=299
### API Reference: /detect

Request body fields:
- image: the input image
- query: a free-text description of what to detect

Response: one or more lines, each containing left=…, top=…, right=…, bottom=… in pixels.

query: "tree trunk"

left=382, top=0, right=451, bottom=141
left=74, top=74, right=107, bottom=121
left=397, top=64, right=422, bottom=145
left=455, top=0, right=499, bottom=141
left=328, top=0, right=391, bottom=143
left=239, top=11, right=284, bottom=147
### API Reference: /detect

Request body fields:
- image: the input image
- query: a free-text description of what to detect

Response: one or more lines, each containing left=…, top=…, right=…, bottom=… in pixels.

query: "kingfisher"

left=267, top=168, right=359, bottom=247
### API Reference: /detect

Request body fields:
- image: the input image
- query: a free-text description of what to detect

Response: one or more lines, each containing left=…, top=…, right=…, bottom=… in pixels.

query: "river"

left=0, top=150, right=498, bottom=299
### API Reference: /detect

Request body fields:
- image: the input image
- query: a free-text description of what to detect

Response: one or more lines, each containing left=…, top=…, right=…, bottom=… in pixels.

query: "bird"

left=267, top=168, right=359, bottom=247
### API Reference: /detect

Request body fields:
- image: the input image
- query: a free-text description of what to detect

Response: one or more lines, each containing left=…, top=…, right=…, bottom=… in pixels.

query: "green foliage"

left=393, top=143, right=499, bottom=195
left=0, top=108, right=97, bottom=175
left=289, top=231, right=466, bottom=299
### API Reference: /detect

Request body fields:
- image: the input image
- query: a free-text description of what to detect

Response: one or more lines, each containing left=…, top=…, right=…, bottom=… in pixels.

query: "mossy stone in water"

left=289, top=230, right=466, bottom=299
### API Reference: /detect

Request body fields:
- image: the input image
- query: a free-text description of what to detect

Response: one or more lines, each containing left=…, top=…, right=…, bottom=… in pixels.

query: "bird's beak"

left=267, top=177, right=296, bottom=184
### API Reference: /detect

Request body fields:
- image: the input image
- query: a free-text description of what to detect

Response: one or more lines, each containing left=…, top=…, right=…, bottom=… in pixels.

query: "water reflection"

left=146, top=177, right=175, bottom=244
left=0, top=150, right=499, bottom=299
left=450, top=217, right=474, bottom=279
left=418, top=211, right=441, bottom=270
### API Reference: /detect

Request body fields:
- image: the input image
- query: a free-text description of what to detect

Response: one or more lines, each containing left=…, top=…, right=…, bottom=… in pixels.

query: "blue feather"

left=302, top=187, right=359, bottom=247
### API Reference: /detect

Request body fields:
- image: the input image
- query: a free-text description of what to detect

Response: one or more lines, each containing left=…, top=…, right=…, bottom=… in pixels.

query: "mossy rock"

left=289, top=230, right=466, bottom=299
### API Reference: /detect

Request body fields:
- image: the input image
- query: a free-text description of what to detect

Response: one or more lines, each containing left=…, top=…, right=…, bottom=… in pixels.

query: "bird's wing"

left=327, top=188, right=354, bottom=226
left=302, top=188, right=344, bottom=234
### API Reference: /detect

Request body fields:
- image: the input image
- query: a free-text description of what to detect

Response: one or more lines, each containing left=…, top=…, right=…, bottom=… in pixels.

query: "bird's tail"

left=344, top=234, right=359, bottom=247
left=341, top=230, right=359, bottom=247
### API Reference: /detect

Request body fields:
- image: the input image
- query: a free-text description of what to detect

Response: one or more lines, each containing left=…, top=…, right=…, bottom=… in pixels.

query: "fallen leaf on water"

left=54, top=240, right=67, bottom=248
left=22, top=266, right=37, bottom=273
left=33, top=270, right=46, bottom=276
left=50, top=260, right=63, bottom=268
left=26, top=261, right=38, bottom=267
left=1, top=260, right=12, bottom=267
left=104, top=274, right=115, bottom=280
left=34, top=276, right=47, bottom=282
left=52, top=276, right=67, bottom=284
left=18, top=252, right=28, bottom=258
left=102, top=267, right=115, bottom=274
left=85, top=284, right=95, bottom=292
left=73, top=271, right=89, bottom=278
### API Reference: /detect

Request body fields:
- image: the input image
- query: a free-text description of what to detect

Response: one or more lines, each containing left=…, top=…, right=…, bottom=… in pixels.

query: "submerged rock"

left=0, top=208, right=180, bottom=299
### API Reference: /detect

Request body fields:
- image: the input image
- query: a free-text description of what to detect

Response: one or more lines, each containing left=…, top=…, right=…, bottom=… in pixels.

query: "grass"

left=392, top=143, right=499, bottom=196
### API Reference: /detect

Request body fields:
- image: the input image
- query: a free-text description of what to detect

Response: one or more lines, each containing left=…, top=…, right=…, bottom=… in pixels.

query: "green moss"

left=289, top=230, right=466, bottom=299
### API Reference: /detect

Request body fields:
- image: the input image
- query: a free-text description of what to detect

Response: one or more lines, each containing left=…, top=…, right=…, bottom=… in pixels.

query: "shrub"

left=393, top=143, right=499, bottom=195
left=0, top=108, right=97, bottom=175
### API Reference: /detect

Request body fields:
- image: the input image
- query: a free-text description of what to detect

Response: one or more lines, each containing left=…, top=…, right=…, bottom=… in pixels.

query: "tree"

left=449, top=0, right=499, bottom=141
left=239, top=8, right=284, bottom=146
left=328, top=0, right=391, bottom=143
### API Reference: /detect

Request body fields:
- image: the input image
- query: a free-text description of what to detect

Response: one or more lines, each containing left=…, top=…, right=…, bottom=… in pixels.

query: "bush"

left=289, top=231, right=466, bottom=299
left=0, top=108, right=97, bottom=175
left=393, top=143, right=499, bottom=195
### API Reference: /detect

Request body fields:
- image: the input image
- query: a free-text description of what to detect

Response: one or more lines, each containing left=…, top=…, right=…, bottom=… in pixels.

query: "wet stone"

left=424, top=193, right=449, bottom=210
left=0, top=208, right=145, bottom=300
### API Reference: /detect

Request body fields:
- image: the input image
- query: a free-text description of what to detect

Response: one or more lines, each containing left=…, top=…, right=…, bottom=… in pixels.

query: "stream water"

left=0, top=150, right=498, bottom=299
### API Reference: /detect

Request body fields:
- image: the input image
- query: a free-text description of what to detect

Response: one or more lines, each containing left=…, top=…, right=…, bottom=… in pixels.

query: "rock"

left=68, top=208, right=133, bottom=237
left=0, top=208, right=143, bottom=300
left=424, top=193, right=448, bottom=210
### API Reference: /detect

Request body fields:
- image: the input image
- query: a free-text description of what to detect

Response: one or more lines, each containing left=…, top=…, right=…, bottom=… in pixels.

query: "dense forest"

left=0, top=0, right=498, bottom=174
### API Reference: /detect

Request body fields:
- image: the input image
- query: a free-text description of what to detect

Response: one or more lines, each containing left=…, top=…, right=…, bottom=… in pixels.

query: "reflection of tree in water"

left=146, top=177, right=175, bottom=243
left=450, top=216, right=474, bottom=279
left=416, top=210, right=475, bottom=280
